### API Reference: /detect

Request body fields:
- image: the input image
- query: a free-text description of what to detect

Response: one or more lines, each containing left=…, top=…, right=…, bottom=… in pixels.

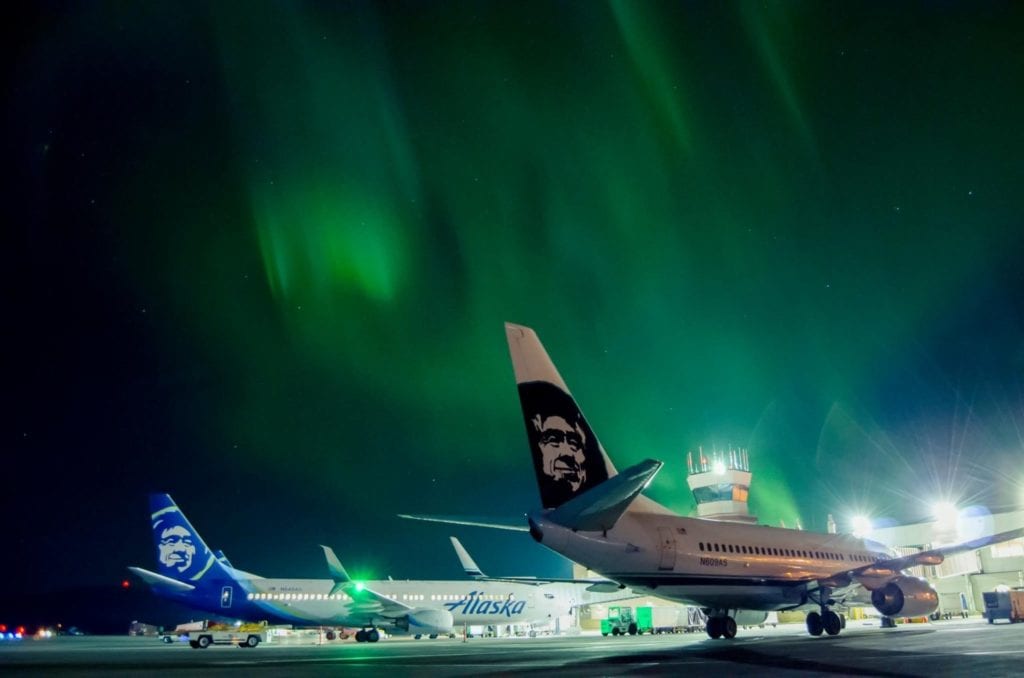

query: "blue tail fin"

left=148, top=494, right=228, bottom=583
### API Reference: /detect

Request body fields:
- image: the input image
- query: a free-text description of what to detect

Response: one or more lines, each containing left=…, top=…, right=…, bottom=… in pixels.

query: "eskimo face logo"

left=532, top=414, right=587, bottom=491
left=158, top=525, right=196, bottom=573
left=518, top=381, right=608, bottom=508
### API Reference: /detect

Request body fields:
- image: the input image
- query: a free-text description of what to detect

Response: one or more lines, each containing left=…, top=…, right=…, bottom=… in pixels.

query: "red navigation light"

left=121, top=579, right=131, bottom=589
left=0, top=623, right=6, bottom=632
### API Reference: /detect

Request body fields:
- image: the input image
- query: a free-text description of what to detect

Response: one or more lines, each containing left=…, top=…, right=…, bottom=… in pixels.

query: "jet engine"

left=870, top=576, right=939, bottom=618
left=733, top=610, right=768, bottom=627
left=395, top=608, right=454, bottom=636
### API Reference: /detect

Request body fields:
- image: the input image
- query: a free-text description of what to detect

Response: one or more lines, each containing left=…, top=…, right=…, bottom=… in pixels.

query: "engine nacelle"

left=396, top=608, right=454, bottom=636
left=733, top=610, right=768, bottom=627
left=870, top=576, right=939, bottom=618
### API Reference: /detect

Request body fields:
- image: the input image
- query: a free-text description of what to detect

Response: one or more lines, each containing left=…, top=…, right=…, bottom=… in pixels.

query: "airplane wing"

left=448, top=536, right=624, bottom=591
left=320, top=545, right=414, bottom=619
left=446, top=573, right=625, bottom=592
left=397, top=514, right=530, bottom=531
left=862, top=525, right=1024, bottom=575
left=798, top=525, right=1024, bottom=596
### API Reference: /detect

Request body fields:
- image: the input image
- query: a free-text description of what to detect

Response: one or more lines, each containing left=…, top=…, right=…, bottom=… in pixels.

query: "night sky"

left=7, top=1, right=1024, bottom=610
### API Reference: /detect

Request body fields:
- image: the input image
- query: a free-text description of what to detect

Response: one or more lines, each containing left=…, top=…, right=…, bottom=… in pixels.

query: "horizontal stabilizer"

left=397, top=514, right=529, bottom=532
left=548, top=459, right=662, bottom=531
left=127, top=566, right=196, bottom=593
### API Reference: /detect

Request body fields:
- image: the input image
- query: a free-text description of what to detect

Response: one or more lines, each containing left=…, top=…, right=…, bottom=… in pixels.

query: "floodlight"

left=851, top=515, right=872, bottom=539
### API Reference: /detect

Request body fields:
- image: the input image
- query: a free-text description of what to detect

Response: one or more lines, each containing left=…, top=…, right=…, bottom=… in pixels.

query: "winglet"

left=320, top=545, right=350, bottom=581
left=450, top=537, right=485, bottom=579
left=547, top=458, right=663, bottom=532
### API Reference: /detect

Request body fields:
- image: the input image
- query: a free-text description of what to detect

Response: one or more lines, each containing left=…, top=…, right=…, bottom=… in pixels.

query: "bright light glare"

left=932, top=501, right=959, bottom=530
left=713, top=460, right=726, bottom=475
left=851, top=515, right=873, bottom=539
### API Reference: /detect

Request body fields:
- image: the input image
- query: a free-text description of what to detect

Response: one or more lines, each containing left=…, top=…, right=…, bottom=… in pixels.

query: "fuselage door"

left=657, top=527, right=676, bottom=571
left=220, top=586, right=233, bottom=608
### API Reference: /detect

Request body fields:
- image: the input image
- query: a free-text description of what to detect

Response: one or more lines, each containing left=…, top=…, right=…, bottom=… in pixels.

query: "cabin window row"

left=247, top=593, right=353, bottom=601
left=246, top=592, right=505, bottom=603
left=697, top=542, right=879, bottom=562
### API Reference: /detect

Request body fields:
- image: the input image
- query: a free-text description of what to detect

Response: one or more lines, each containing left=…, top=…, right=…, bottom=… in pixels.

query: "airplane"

left=498, top=322, right=1024, bottom=639
left=450, top=536, right=624, bottom=593
left=129, top=494, right=633, bottom=641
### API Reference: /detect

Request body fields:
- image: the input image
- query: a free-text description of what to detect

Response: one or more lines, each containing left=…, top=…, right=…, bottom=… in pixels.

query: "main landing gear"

left=805, top=587, right=846, bottom=637
left=354, top=627, right=380, bottom=643
left=705, top=614, right=738, bottom=639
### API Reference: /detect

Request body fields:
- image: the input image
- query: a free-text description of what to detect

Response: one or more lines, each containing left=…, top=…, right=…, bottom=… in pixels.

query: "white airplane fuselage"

left=530, top=496, right=891, bottom=612
left=187, top=575, right=586, bottom=629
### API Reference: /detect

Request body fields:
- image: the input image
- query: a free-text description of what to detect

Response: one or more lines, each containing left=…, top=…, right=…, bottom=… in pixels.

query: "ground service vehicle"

left=600, top=606, right=652, bottom=636
left=984, top=590, right=1024, bottom=624
left=181, top=621, right=267, bottom=648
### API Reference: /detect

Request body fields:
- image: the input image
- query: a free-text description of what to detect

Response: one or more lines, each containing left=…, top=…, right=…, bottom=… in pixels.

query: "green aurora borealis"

left=9, top=1, right=1024, bottom=585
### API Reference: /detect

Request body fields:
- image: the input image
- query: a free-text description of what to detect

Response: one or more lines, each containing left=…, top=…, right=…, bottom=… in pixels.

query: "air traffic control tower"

left=686, top=447, right=758, bottom=524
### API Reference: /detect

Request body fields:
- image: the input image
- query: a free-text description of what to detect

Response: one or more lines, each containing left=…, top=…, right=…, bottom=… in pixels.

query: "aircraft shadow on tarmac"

left=570, top=634, right=930, bottom=678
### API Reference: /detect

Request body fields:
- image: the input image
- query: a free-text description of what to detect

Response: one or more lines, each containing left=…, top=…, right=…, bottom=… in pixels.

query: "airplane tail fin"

left=146, top=494, right=230, bottom=584
left=506, top=323, right=618, bottom=510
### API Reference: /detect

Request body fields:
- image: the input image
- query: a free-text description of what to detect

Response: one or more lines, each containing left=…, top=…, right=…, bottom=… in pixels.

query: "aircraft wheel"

left=706, top=617, right=723, bottom=639
left=429, top=633, right=438, bottom=639
left=722, top=617, right=737, bottom=639
left=628, top=623, right=638, bottom=636
left=806, top=611, right=824, bottom=636
left=414, top=634, right=422, bottom=640
left=823, top=611, right=842, bottom=636
left=367, top=629, right=380, bottom=643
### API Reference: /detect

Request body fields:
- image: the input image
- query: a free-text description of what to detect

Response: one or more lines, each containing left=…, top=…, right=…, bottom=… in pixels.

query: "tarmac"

left=1, top=617, right=1022, bottom=677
